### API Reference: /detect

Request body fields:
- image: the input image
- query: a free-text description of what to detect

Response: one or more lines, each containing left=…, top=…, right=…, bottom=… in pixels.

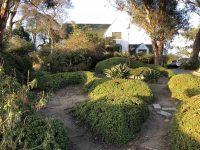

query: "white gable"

left=136, top=43, right=150, bottom=54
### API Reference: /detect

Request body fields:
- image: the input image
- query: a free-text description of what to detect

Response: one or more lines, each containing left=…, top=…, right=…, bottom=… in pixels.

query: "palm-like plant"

left=104, top=64, right=130, bottom=79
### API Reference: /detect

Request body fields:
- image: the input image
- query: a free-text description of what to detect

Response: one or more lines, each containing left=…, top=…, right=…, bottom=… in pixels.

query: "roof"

left=64, top=24, right=111, bottom=37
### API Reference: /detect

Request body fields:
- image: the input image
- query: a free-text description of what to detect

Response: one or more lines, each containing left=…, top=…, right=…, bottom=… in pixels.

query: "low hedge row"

left=35, top=71, right=96, bottom=91
left=168, top=74, right=200, bottom=101
left=170, top=95, right=200, bottom=149
left=71, top=96, right=149, bottom=144
left=95, top=57, right=144, bottom=74
left=95, top=57, right=175, bottom=78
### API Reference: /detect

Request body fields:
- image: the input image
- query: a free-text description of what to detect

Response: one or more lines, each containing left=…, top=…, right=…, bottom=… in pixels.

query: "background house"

left=104, top=13, right=155, bottom=54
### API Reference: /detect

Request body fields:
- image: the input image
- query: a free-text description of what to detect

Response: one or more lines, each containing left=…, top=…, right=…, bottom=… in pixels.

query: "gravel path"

left=39, top=78, right=177, bottom=150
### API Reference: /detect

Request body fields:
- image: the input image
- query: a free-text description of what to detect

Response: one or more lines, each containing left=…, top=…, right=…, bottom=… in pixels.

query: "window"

left=138, top=49, right=147, bottom=54
left=112, top=32, right=122, bottom=39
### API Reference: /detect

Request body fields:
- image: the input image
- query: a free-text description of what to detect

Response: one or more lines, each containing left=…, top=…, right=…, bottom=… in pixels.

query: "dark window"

left=112, top=32, right=122, bottom=39
left=138, top=49, right=147, bottom=54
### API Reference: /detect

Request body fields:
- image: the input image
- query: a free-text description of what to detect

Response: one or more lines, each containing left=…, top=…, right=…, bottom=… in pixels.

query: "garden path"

left=39, top=78, right=177, bottom=150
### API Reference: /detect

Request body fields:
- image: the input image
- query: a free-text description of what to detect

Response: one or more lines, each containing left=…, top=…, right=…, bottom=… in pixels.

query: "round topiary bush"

left=170, top=95, right=200, bottom=149
left=95, top=57, right=144, bottom=74
left=71, top=96, right=149, bottom=144
left=168, top=74, right=200, bottom=101
left=88, top=79, right=154, bottom=104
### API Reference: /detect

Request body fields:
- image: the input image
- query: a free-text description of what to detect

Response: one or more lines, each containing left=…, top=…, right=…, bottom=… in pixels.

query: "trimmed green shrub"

left=36, top=71, right=96, bottom=91
left=95, top=57, right=175, bottom=78
left=145, top=64, right=175, bottom=78
left=17, top=115, right=68, bottom=149
left=95, top=57, right=144, bottom=74
left=168, top=74, right=200, bottom=101
left=88, top=79, right=154, bottom=103
left=170, top=95, right=200, bottom=150
left=104, top=64, right=130, bottom=79
left=130, top=67, right=161, bottom=82
left=71, top=96, right=149, bottom=144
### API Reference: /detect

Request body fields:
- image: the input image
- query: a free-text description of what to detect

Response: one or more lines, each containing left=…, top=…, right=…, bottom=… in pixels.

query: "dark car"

left=167, top=60, right=179, bottom=69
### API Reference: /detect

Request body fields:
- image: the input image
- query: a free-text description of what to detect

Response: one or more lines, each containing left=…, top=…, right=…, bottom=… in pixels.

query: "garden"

left=0, top=0, right=200, bottom=150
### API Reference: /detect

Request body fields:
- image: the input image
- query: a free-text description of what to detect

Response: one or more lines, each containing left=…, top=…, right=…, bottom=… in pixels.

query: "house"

left=104, top=13, right=155, bottom=54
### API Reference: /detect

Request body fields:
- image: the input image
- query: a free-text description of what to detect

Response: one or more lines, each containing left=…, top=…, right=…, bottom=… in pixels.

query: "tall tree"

left=0, top=0, right=70, bottom=50
left=184, top=0, right=200, bottom=63
left=112, top=0, right=188, bottom=65
left=0, top=0, right=12, bottom=48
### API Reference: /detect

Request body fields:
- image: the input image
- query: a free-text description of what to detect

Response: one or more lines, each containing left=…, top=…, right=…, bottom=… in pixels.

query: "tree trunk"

left=191, top=28, right=200, bottom=61
left=0, top=0, right=10, bottom=49
left=151, top=39, right=164, bottom=65
left=151, top=39, right=159, bottom=65
left=8, top=1, right=19, bottom=32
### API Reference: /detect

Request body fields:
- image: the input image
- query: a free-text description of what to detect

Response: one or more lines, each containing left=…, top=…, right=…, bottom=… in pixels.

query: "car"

left=167, top=60, right=179, bottom=69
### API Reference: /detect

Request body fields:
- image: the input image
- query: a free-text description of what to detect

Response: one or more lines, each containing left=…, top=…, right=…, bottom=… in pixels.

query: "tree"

left=112, top=0, right=188, bottom=65
left=0, top=0, right=69, bottom=50
left=185, top=0, right=200, bottom=63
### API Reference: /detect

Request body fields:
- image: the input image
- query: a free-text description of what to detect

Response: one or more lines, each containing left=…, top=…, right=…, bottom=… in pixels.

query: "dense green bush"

left=0, top=52, right=33, bottom=83
left=130, top=67, right=161, bottom=82
left=71, top=96, right=149, bottom=144
left=36, top=71, right=96, bottom=91
left=21, top=115, right=68, bottom=150
left=180, top=59, right=200, bottom=70
left=0, top=67, right=68, bottom=149
left=170, top=95, right=200, bottom=150
left=168, top=74, right=200, bottom=101
left=88, top=79, right=154, bottom=104
left=104, top=64, right=130, bottom=79
left=95, top=57, right=144, bottom=74
left=95, top=57, right=174, bottom=78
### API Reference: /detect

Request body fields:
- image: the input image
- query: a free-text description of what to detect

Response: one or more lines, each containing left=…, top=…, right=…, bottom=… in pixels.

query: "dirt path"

left=40, top=78, right=177, bottom=150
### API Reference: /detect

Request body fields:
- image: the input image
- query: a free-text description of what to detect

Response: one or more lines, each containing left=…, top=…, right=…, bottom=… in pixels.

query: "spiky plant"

left=104, top=64, right=130, bottom=79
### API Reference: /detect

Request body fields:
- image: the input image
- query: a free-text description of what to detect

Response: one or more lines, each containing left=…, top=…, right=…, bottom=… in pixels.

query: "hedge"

left=35, top=71, right=96, bottom=91
left=20, top=115, right=68, bottom=149
left=170, top=95, right=200, bottom=150
left=95, top=57, right=144, bottom=74
left=71, top=96, right=149, bottom=144
left=88, top=79, right=154, bottom=104
left=95, top=57, right=175, bottom=78
left=168, top=74, right=200, bottom=101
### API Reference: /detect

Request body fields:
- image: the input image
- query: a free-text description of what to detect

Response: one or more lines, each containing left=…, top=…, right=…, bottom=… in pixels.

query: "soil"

left=39, top=78, right=177, bottom=150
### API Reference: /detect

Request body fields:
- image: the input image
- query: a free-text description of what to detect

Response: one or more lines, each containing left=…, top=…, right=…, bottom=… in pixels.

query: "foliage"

left=104, top=64, right=130, bottom=79
left=168, top=74, right=200, bottom=101
left=71, top=96, right=148, bottom=144
left=180, top=59, right=200, bottom=70
left=145, top=64, right=175, bottom=78
left=114, top=0, right=188, bottom=65
left=35, top=71, right=96, bottom=91
left=88, top=79, right=154, bottom=104
left=0, top=66, right=68, bottom=149
left=12, top=26, right=31, bottom=42
left=3, top=35, right=35, bottom=56
left=55, top=27, right=101, bottom=51
left=95, top=57, right=144, bottom=74
left=21, top=115, right=68, bottom=150
left=166, top=54, right=177, bottom=64
left=135, top=54, right=154, bottom=64
left=95, top=57, right=174, bottom=78
left=170, top=95, right=200, bottom=150
left=0, top=52, right=33, bottom=83
left=130, top=67, right=161, bottom=82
